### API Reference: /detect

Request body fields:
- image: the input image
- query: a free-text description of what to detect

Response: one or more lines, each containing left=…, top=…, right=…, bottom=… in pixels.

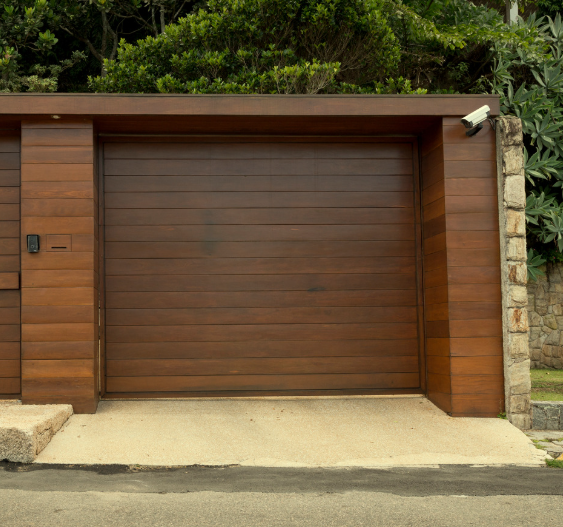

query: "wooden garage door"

left=103, top=138, right=421, bottom=396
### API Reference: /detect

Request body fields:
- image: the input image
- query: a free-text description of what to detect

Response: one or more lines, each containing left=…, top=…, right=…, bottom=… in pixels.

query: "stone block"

left=509, top=332, right=529, bottom=359
left=532, top=404, right=547, bottom=430
left=546, top=405, right=561, bottom=430
left=528, top=312, right=542, bottom=327
left=509, top=308, right=529, bottom=332
left=553, top=358, right=562, bottom=369
left=530, top=327, right=542, bottom=340
left=508, top=359, right=531, bottom=395
left=508, top=262, right=527, bottom=285
left=554, top=304, right=563, bottom=316
left=509, top=394, right=530, bottom=414
left=531, top=349, right=541, bottom=361
left=503, top=147, right=524, bottom=176
left=508, top=285, right=528, bottom=307
left=541, top=326, right=551, bottom=335
left=0, top=405, right=72, bottom=463
left=536, top=301, right=548, bottom=316
left=499, top=117, right=523, bottom=146
left=510, top=413, right=531, bottom=430
left=549, top=265, right=562, bottom=283
left=545, top=315, right=558, bottom=330
left=506, top=209, right=526, bottom=236
left=546, top=331, right=560, bottom=345
left=506, top=237, right=527, bottom=261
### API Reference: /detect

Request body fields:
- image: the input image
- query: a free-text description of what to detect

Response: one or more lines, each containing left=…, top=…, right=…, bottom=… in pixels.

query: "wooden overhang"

left=0, top=94, right=500, bottom=134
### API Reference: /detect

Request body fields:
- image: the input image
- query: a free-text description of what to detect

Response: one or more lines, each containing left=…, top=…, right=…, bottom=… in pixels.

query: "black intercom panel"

left=27, top=234, right=40, bottom=253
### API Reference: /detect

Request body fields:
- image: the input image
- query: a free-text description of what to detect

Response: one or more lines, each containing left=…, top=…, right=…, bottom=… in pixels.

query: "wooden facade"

left=0, top=94, right=502, bottom=416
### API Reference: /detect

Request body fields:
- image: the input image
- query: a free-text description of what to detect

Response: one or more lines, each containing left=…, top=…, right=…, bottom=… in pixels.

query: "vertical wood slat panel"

left=421, top=121, right=451, bottom=414
left=443, top=123, right=503, bottom=417
left=20, top=120, right=98, bottom=413
left=0, top=133, right=20, bottom=397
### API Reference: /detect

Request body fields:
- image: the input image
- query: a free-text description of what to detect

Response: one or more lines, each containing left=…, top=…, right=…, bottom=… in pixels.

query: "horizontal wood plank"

left=107, top=356, right=419, bottom=377
left=106, top=372, right=420, bottom=392
left=106, top=339, right=419, bottom=359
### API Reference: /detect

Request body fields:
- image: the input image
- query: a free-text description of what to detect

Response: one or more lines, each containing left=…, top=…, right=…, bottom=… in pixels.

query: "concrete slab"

left=0, top=405, right=73, bottom=463
left=35, top=396, right=546, bottom=467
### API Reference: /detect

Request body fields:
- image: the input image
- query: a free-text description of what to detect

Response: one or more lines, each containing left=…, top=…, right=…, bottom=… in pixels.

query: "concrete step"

left=0, top=403, right=72, bottom=463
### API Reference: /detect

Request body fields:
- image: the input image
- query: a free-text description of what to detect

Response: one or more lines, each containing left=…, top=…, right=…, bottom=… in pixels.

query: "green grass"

left=531, top=369, right=563, bottom=401
left=546, top=459, right=563, bottom=468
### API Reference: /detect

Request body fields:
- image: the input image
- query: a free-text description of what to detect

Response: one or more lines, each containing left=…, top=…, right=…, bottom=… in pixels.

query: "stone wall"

left=528, top=263, right=563, bottom=369
left=531, top=401, right=563, bottom=430
left=496, top=116, right=531, bottom=429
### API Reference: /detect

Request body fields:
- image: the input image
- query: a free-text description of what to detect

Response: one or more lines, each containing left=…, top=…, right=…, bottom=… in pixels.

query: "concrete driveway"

left=34, top=395, right=545, bottom=467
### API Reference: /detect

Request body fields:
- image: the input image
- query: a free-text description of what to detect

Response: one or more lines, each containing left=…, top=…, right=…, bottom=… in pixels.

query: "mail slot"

left=45, top=234, right=72, bottom=252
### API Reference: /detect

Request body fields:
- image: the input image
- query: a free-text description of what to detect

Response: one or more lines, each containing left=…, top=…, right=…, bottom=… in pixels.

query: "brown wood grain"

left=0, top=341, right=20, bottom=360
left=107, top=356, right=419, bottom=377
left=0, top=272, right=19, bottom=289
left=21, top=146, right=94, bottom=164
left=0, top=171, right=21, bottom=187
left=446, top=212, right=498, bottom=231
left=22, top=287, right=94, bottom=306
left=0, top=359, right=20, bottom=377
left=105, top=158, right=413, bottom=177
left=450, top=319, right=502, bottom=338
left=21, top=181, right=94, bottom=199
left=105, top=240, right=415, bottom=259
left=107, top=323, right=418, bottom=343
left=22, top=359, right=93, bottom=378
left=0, top=255, right=20, bottom=272
left=450, top=356, right=503, bottom=376
left=451, top=393, right=504, bottom=417
left=22, top=270, right=95, bottom=288
left=22, top=341, right=94, bottom=360
left=106, top=372, right=420, bottom=393
left=105, top=225, right=416, bottom=243
left=21, top=198, right=94, bottom=217
left=106, top=306, right=418, bottom=326
left=0, top=238, right=19, bottom=255
left=107, top=290, right=417, bottom=309
left=22, top=305, right=95, bottom=324
left=0, top=154, right=20, bottom=171
left=21, top=128, right=93, bottom=147
left=450, top=374, right=504, bottom=395
left=104, top=141, right=413, bottom=160
left=22, top=323, right=95, bottom=342
left=106, top=257, right=417, bottom=276
left=21, top=252, right=95, bottom=270
left=0, top=205, right=20, bottom=221
left=106, top=207, right=415, bottom=226
left=0, top=377, right=19, bottom=394
left=106, top=191, right=414, bottom=210
left=426, top=338, right=450, bottom=357
left=106, top=339, right=419, bottom=360
left=0, top=188, right=19, bottom=203
left=0, top=222, right=19, bottom=237
left=426, top=355, right=450, bottom=376
left=105, top=273, right=416, bottom=292
left=448, top=284, right=501, bottom=303
left=22, top=164, right=93, bottom=182
left=450, top=337, right=503, bottom=356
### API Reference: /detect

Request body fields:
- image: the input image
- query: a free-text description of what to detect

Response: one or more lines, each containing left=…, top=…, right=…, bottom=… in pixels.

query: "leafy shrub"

left=90, top=0, right=405, bottom=94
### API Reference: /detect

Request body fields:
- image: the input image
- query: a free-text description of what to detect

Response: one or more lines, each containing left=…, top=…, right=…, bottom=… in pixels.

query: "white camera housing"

left=461, top=105, right=491, bottom=129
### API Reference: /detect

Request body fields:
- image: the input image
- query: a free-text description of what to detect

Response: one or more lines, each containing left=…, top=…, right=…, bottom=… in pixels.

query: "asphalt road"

left=1, top=464, right=563, bottom=526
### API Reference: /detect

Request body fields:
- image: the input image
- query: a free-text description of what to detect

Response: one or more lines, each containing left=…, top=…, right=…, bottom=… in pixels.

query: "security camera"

left=461, top=105, right=495, bottom=137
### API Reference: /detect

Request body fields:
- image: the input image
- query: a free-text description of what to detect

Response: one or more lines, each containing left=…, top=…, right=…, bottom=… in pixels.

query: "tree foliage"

left=91, top=0, right=407, bottom=94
